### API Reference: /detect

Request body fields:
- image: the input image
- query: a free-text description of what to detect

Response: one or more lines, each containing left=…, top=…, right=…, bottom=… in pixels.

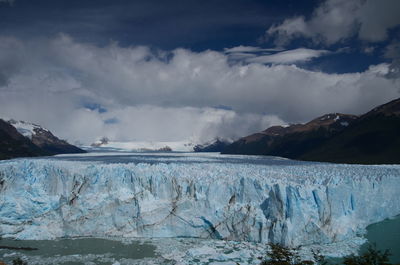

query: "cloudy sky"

left=0, top=0, right=399, bottom=144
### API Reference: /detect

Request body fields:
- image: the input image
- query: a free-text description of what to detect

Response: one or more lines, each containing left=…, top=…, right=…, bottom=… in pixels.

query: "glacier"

left=0, top=152, right=399, bottom=250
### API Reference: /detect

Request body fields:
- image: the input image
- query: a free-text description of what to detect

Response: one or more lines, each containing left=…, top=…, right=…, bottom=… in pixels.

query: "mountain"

left=0, top=119, right=48, bottom=160
left=194, top=138, right=232, bottom=152
left=223, top=98, right=400, bottom=164
left=0, top=119, right=85, bottom=160
left=223, top=113, right=358, bottom=156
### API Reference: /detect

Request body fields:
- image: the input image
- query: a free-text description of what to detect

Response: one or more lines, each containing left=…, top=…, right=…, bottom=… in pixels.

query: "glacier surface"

left=0, top=152, right=399, bottom=249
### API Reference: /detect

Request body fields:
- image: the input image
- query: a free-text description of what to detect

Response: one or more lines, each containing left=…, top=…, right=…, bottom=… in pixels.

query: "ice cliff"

left=0, top=155, right=399, bottom=247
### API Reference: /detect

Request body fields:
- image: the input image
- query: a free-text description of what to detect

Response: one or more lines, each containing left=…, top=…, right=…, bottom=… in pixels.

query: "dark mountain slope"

left=301, top=99, right=400, bottom=164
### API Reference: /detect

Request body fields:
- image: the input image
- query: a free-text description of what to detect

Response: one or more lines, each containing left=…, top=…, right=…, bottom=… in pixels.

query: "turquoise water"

left=362, top=215, right=400, bottom=263
left=329, top=215, right=400, bottom=264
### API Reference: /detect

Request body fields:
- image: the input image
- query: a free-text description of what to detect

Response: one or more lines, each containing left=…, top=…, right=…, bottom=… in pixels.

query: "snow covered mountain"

left=0, top=153, right=399, bottom=255
left=0, top=119, right=47, bottom=160
left=7, top=119, right=50, bottom=139
left=2, top=119, right=85, bottom=158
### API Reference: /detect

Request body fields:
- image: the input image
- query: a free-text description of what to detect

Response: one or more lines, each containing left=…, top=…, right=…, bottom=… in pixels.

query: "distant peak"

left=310, top=113, right=358, bottom=124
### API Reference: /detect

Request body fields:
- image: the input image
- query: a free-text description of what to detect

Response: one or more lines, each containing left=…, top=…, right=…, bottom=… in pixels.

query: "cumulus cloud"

left=267, top=0, right=400, bottom=45
left=0, top=34, right=399, bottom=144
left=26, top=105, right=283, bottom=144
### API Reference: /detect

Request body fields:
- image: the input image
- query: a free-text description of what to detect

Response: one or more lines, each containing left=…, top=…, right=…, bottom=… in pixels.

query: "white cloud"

left=226, top=52, right=257, bottom=61
left=0, top=35, right=399, bottom=144
left=245, top=48, right=330, bottom=64
left=267, top=0, right=400, bottom=45
left=224, top=46, right=283, bottom=53
left=225, top=46, right=330, bottom=65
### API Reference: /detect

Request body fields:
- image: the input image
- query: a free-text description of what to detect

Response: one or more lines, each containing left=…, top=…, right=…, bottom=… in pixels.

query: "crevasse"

left=0, top=156, right=399, bottom=246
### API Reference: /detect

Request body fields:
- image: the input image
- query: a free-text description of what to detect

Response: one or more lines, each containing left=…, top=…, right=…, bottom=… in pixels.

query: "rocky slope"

left=223, top=98, right=400, bottom=164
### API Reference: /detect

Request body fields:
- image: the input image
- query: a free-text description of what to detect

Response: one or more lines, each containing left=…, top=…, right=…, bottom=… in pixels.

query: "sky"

left=0, top=0, right=399, bottom=145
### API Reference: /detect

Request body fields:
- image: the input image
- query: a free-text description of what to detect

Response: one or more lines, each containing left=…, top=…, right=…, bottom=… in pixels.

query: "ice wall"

left=0, top=158, right=399, bottom=246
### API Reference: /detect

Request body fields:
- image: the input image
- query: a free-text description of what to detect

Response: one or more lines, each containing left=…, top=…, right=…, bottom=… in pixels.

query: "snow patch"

left=341, top=121, right=349, bottom=126
left=7, top=119, right=49, bottom=139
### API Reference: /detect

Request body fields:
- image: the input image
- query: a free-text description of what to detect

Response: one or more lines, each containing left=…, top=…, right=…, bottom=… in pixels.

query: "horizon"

left=1, top=0, right=400, bottom=145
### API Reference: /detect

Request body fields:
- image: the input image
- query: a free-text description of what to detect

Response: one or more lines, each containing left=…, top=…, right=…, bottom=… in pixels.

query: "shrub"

left=260, top=243, right=314, bottom=265
left=12, top=258, right=28, bottom=265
